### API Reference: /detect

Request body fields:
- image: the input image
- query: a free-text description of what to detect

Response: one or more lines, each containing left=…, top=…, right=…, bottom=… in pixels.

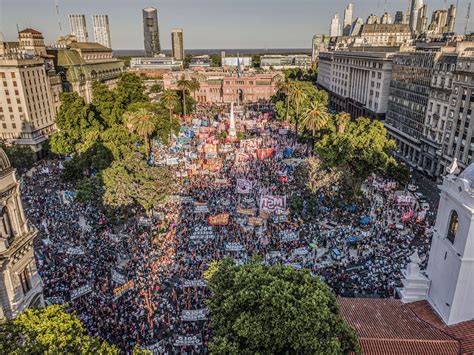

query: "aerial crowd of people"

left=21, top=102, right=434, bottom=353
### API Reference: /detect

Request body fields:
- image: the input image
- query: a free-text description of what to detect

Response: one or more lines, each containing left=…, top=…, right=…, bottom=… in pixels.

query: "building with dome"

left=0, top=148, right=43, bottom=319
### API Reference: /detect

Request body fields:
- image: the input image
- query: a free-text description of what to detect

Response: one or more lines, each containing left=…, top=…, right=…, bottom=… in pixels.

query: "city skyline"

left=1, top=0, right=472, bottom=49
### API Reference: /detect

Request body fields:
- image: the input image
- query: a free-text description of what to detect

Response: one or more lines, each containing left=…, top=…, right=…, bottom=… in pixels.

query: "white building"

left=317, top=50, right=395, bottom=120
left=409, top=0, right=424, bottom=33
left=222, top=57, right=252, bottom=69
left=330, top=14, right=341, bottom=37
left=171, top=28, right=184, bottom=62
left=260, top=54, right=311, bottom=70
left=92, top=15, right=111, bottom=49
left=343, top=3, right=354, bottom=36
left=425, top=164, right=474, bottom=325
left=68, top=14, right=88, bottom=43
left=0, top=149, right=44, bottom=320
left=130, top=55, right=182, bottom=71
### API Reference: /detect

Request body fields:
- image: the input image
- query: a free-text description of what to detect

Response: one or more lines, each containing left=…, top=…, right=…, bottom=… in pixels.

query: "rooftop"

left=18, top=28, right=42, bottom=35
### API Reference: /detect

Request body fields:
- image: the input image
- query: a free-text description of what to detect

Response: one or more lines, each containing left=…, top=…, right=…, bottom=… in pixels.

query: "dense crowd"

left=22, top=103, right=434, bottom=353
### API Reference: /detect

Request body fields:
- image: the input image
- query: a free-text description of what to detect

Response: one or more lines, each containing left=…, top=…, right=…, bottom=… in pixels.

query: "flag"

left=237, top=54, right=241, bottom=78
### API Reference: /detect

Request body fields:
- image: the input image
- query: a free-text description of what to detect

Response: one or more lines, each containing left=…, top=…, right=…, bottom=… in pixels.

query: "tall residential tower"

left=142, top=7, right=161, bottom=57
left=171, top=28, right=184, bottom=61
left=409, top=0, right=424, bottom=33
left=330, top=14, right=341, bottom=37
left=92, top=15, right=112, bottom=48
left=68, top=14, right=88, bottom=42
left=343, top=3, right=354, bottom=36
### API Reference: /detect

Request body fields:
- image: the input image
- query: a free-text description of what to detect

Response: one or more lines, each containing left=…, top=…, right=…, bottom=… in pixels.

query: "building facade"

left=0, top=149, right=43, bottom=320
left=317, top=50, right=395, bottom=120
left=343, top=3, right=354, bottom=36
left=385, top=51, right=437, bottom=167
left=143, top=7, right=161, bottom=57
left=222, top=57, right=252, bottom=70
left=359, top=24, right=412, bottom=47
left=68, top=14, right=88, bottom=42
left=92, top=15, right=112, bottom=49
left=330, top=14, right=341, bottom=37
left=260, top=54, right=311, bottom=70
left=171, top=28, right=184, bottom=61
left=163, top=71, right=283, bottom=103
left=409, top=0, right=424, bottom=33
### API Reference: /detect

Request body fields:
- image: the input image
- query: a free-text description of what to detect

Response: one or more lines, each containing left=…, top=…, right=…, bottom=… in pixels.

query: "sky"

left=0, top=0, right=472, bottom=50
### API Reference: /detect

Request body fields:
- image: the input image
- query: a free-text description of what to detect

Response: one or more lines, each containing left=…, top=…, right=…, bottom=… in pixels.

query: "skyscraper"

left=171, top=28, right=184, bottom=61
left=330, top=14, right=341, bottom=37
left=142, top=7, right=161, bottom=57
left=92, top=15, right=112, bottom=48
left=69, top=14, right=88, bottom=42
left=343, top=3, right=354, bottom=36
left=409, top=0, right=424, bottom=33
left=394, top=11, right=405, bottom=24
left=447, top=4, right=457, bottom=33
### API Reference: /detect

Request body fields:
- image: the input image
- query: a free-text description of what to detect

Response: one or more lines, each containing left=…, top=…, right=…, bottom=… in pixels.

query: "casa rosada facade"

left=163, top=71, right=284, bottom=103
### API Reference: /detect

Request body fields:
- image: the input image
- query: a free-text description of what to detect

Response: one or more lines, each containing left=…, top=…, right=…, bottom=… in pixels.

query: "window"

left=447, top=210, right=459, bottom=244
left=19, top=266, right=32, bottom=295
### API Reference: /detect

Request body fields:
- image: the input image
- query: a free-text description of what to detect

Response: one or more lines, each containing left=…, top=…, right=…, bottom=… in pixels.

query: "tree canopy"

left=204, top=258, right=359, bottom=354
left=0, top=305, right=117, bottom=354
left=0, top=142, right=35, bottom=174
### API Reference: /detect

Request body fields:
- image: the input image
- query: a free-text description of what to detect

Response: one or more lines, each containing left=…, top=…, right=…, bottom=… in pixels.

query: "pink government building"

left=163, top=71, right=284, bottom=103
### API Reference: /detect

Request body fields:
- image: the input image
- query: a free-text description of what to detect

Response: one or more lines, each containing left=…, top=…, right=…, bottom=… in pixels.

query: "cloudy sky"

left=0, top=0, right=471, bottom=49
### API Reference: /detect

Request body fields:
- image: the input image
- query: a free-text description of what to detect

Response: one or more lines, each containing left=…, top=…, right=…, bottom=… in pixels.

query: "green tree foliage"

left=92, top=82, right=123, bottom=127
left=177, top=75, right=193, bottom=117
left=0, top=142, right=35, bottom=174
left=209, top=54, right=222, bottom=67
left=204, top=258, right=359, bottom=354
left=115, top=72, right=148, bottom=107
left=0, top=305, right=117, bottom=354
left=124, top=107, right=158, bottom=160
left=149, top=82, right=162, bottom=93
left=300, top=101, right=331, bottom=137
left=102, top=153, right=177, bottom=213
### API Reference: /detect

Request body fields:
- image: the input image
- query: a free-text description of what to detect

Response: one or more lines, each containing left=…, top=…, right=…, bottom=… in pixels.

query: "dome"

left=0, top=148, right=11, bottom=172
left=459, top=163, right=474, bottom=189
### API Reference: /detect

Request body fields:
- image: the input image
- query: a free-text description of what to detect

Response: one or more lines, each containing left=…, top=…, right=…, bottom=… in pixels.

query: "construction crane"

left=465, top=1, right=471, bottom=35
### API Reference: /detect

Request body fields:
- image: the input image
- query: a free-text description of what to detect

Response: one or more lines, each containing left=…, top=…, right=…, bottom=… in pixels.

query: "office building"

left=343, top=3, right=354, bottom=36
left=0, top=149, right=44, bottom=320
left=130, top=55, right=182, bottom=75
left=222, top=57, right=252, bottom=70
left=447, top=4, right=457, bottom=33
left=416, top=4, right=429, bottom=33
left=366, top=14, right=379, bottom=25
left=68, top=14, right=88, bottom=42
left=317, top=49, right=395, bottom=120
left=394, top=11, right=405, bottom=24
left=385, top=51, right=438, bottom=167
left=350, top=18, right=364, bottom=37
left=92, top=15, right=112, bottom=49
left=359, top=24, right=411, bottom=46
left=312, top=34, right=329, bottom=62
left=163, top=71, right=283, bottom=103
left=330, top=14, right=341, bottom=37
left=18, top=28, right=46, bottom=56
left=171, top=28, right=184, bottom=61
left=409, top=0, right=424, bottom=33
left=142, top=7, right=161, bottom=57
left=380, top=12, right=392, bottom=25
left=260, top=54, right=311, bottom=70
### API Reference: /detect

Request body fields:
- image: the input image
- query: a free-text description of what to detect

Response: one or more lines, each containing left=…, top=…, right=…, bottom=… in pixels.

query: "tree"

left=124, top=108, right=157, bottom=160
left=160, top=90, right=179, bottom=142
left=115, top=73, right=148, bottom=107
left=0, top=142, right=34, bottom=174
left=189, top=78, right=201, bottom=100
left=177, top=75, right=192, bottom=117
left=149, top=82, right=162, bottom=94
left=288, top=82, right=307, bottom=138
left=92, top=82, right=122, bottom=127
left=205, top=258, right=359, bottom=354
left=276, top=79, right=291, bottom=123
left=102, top=153, right=177, bottom=214
left=335, top=112, right=351, bottom=134
left=300, top=101, right=331, bottom=137
left=0, top=305, right=117, bottom=354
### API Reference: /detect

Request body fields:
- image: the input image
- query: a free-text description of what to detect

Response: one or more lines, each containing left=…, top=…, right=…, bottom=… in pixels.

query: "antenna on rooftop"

left=55, top=0, right=63, bottom=35
left=465, top=1, right=472, bottom=35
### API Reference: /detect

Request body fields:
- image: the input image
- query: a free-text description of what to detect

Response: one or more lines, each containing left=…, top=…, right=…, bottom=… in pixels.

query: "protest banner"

left=113, top=280, right=134, bottom=299
left=279, top=128, right=288, bottom=135
left=190, top=226, right=215, bottom=240
left=182, top=279, right=207, bottom=288
left=70, top=284, right=92, bottom=301
left=173, top=335, right=202, bottom=347
left=194, top=202, right=209, bottom=213
left=45, top=296, right=65, bottom=305
left=397, top=195, right=414, bottom=205
left=259, top=195, right=286, bottom=212
left=181, top=309, right=208, bottom=321
left=279, top=230, right=299, bottom=243
left=219, top=144, right=234, bottom=153
left=257, top=148, right=274, bottom=160
left=236, top=179, right=252, bottom=194
left=141, top=340, right=165, bottom=354
left=235, top=152, right=256, bottom=163
left=285, top=262, right=302, bottom=270
left=208, top=213, right=230, bottom=226
left=111, top=269, right=127, bottom=285
left=240, top=138, right=261, bottom=151
left=236, top=206, right=256, bottom=216
left=166, top=158, right=179, bottom=166
left=225, top=242, right=245, bottom=252
left=293, top=247, right=309, bottom=256
left=247, top=216, right=263, bottom=226
left=66, top=246, right=85, bottom=256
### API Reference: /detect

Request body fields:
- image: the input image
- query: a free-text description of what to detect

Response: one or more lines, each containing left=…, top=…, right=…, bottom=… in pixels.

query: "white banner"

left=70, top=284, right=92, bottom=301
left=190, top=226, right=215, bottom=240
left=182, top=279, right=207, bottom=288
left=279, top=230, right=298, bottom=243
left=259, top=195, right=286, bottom=212
left=225, top=242, right=245, bottom=252
left=111, top=269, right=127, bottom=285
left=181, top=309, right=208, bottom=321
left=236, top=179, right=252, bottom=194
left=174, top=335, right=202, bottom=346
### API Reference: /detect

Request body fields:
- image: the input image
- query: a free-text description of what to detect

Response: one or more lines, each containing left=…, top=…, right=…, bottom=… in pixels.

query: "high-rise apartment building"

left=416, top=4, right=429, bottom=33
left=366, top=14, right=380, bottom=25
left=142, top=7, right=161, bottom=57
left=394, top=11, right=405, bottom=24
left=409, top=0, right=424, bottom=33
left=343, top=3, right=354, bottom=36
left=92, top=15, right=112, bottom=48
left=68, top=14, right=88, bottom=42
left=311, top=34, right=328, bottom=62
left=171, top=28, right=184, bottom=61
left=330, top=14, right=341, bottom=37
left=380, top=12, right=392, bottom=25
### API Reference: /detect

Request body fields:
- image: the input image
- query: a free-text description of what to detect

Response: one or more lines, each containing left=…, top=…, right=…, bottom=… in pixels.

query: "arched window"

left=447, top=210, right=459, bottom=244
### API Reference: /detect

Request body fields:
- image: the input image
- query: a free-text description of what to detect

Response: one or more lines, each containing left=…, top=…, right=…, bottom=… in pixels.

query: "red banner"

left=257, top=148, right=274, bottom=160
left=209, top=213, right=230, bottom=226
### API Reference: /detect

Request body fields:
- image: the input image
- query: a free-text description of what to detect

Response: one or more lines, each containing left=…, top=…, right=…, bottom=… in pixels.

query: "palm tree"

left=301, top=101, right=331, bottom=137
left=335, top=112, right=351, bottom=134
left=276, top=79, right=291, bottom=123
left=189, top=78, right=201, bottom=101
left=160, top=90, right=179, bottom=143
left=177, top=75, right=192, bottom=117
left=289, top=82, right=307, bottom=138
left=124, top=108, right=156, bottom=160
